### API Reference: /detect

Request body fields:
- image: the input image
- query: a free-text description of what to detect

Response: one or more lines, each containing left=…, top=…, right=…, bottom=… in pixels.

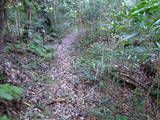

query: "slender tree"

left=0, top=0, right=7, bottom=40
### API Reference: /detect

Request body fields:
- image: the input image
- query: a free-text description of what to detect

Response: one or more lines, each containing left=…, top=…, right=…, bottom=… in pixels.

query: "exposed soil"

left=47, top=30, right=100, bottom=119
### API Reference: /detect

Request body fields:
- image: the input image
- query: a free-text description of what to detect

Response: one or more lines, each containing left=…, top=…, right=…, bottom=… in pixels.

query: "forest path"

left=47, top=30, right=99, bottom=119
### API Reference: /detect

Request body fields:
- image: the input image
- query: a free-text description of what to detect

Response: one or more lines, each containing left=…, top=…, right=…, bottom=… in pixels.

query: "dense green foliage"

left=77, top=0, right=160, bottom=78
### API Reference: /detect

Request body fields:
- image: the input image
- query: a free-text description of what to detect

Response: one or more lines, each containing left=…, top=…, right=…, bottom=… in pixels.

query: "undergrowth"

left=5, top=33, right=54, bottom=60
left=0, top=72, right=24, bottom=120
left=1, top=26, right=57, bottom=120
left=74, top=0, right=160, bottom=119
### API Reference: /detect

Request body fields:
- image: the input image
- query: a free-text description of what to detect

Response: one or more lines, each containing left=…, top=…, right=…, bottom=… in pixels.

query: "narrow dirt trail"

left=47, top=30, right=99, bottom=120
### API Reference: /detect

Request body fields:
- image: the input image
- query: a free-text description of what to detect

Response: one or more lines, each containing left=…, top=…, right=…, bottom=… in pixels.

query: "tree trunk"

left=22, top=0, right=32, bottom=39
left=0, top=0, right=7, bottom=40
left=23, top=0, right=31, bottom=20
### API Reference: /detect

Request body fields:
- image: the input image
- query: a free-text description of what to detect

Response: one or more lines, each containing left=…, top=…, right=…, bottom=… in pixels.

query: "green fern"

left=27, top=36, right=54, bottom=59
left=0, top=116, right=10, bottom=120
left=0, top=115, right=15, bottom=120
left=4, top=45, right=21, bottom=52
left=151, top=89, right=160, bottom=98
left=0, top=84, right=24, bottom=100
left=115, top=115, right=131, bottom=120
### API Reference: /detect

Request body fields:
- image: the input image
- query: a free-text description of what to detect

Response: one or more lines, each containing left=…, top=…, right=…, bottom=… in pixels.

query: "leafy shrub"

left=76, top=37, right=153, bottom=82
left=129, top=0, right=160, bottom=34
left=27, top=33, right=54, bottom=59
left=76, top=0, right=160, bottom=84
